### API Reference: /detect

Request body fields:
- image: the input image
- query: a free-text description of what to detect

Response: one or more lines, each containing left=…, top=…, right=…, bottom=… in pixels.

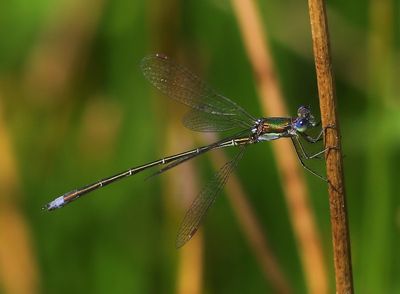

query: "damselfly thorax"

left=44, top=54, right=327, bottom=248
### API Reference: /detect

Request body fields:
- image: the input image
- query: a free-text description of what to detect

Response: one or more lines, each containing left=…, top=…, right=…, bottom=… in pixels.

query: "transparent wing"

left=175, top=147, right=245, bottom=248
left=148, top=130, right=251, bottom=178
left=141, top=54, right=256, bottom=132
left=182, top=109, right=253, bottom=132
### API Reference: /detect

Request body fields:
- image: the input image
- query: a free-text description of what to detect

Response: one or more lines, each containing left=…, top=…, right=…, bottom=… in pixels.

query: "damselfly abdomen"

left=44, top=54, right=326, bottom=248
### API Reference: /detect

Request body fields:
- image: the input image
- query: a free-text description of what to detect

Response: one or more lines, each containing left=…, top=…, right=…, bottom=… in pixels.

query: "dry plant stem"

left=231, top=0, right=328, bottom=293
left=307, top=0, right=354, bottom=293
left=0, top=100, right=39, bottom=294
left=164, top=122, right=203, bottom=294
left=149, top=1, right=203, bottom=293
left=177, top=229, right=203, bottom=294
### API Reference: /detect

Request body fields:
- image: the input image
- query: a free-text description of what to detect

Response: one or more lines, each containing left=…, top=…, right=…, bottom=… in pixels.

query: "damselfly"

left=44, top=54, right=327, bottom=248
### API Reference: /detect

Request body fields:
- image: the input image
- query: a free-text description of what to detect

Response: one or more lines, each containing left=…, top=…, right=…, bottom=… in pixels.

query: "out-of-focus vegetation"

left=0, top=0, right=399, bottom=293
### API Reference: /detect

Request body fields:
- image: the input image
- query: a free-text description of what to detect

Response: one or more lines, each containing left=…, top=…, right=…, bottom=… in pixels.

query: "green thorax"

left=262, top=117, right=292, bottom=132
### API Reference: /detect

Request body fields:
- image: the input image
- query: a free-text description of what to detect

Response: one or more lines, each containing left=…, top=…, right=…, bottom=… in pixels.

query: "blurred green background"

left=0, top=0, right=399, bottom=293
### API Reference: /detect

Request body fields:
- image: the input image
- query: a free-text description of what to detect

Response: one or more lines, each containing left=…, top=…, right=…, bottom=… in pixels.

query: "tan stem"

left=307, top=0, right=354, bottom=292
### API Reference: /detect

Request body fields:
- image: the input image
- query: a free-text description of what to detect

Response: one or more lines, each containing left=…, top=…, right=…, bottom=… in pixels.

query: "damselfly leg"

left=44, top=54, right=330, bottom=247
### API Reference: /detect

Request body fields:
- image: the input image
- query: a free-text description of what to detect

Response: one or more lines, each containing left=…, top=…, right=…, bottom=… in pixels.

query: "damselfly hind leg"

left=291, top=137, right=327, bottom=181
left=291, top=123, right=342, bottom=182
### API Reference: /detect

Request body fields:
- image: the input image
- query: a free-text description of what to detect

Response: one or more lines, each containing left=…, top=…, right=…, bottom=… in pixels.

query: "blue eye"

left=295, top=119, right=308, bottom=132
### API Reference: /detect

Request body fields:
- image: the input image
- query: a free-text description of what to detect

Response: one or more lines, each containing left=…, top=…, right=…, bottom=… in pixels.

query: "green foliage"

left=0, top=0, right=398, bottom=293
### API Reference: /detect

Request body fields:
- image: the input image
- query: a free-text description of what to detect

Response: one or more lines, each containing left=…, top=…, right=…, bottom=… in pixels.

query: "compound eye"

left=297, top=106, right=310, bottom=118
left=295, top=119, right=308, bottom=132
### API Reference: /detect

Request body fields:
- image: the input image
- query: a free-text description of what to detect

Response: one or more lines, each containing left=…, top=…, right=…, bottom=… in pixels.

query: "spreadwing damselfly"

left=44, top=54, right=327, bottom=248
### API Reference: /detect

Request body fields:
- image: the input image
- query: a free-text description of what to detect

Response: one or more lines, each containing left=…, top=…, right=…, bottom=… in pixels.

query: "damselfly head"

left=297, top=105, right=311, bottom=117
left=294, top=106, right=317, bottom=132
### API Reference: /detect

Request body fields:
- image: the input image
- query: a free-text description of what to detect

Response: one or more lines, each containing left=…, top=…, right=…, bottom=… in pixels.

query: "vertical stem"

left=148, top=1, right=203, bottom=293
left=0, top=100, right=39, bottom=294
left=307, top=0, right=354, bottom=293
left=231, top=1, right=328, bottom=293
